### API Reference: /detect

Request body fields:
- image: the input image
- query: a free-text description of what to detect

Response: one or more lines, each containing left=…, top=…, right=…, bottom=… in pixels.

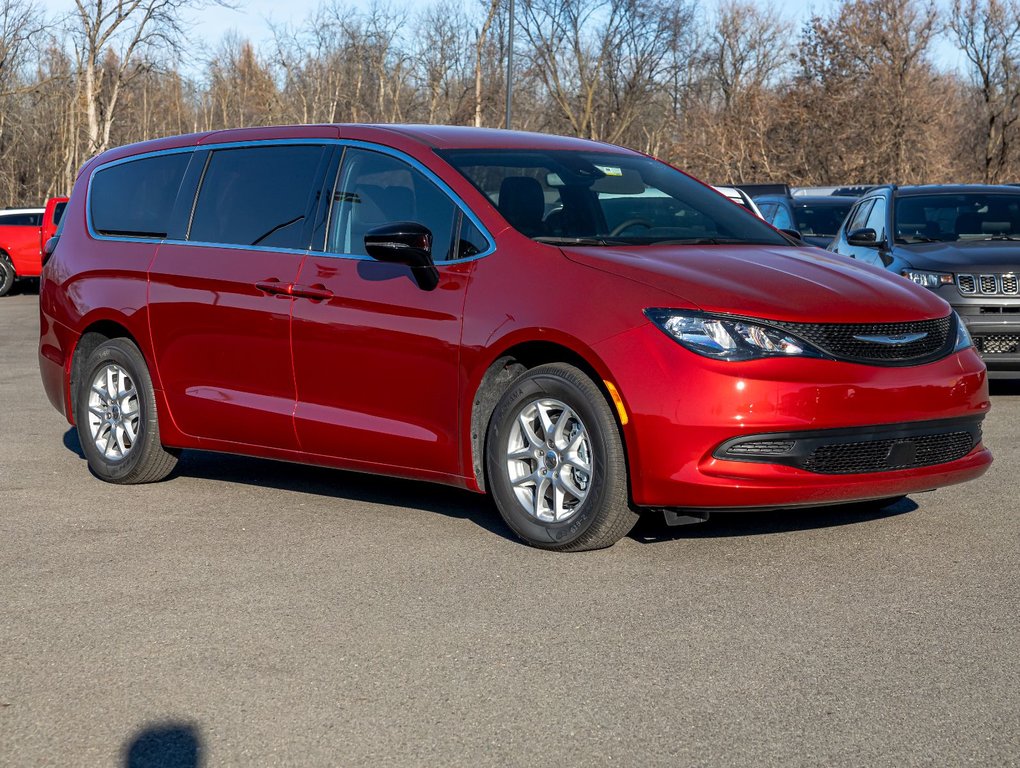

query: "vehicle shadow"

left=62, top=427, right=514, bottom=541
left=123, top=723, right=201, bottom=768
left=989, top=379, right=1020, bottom=396
left=629, top=496, right=918, bottom=543
left=8, top=278, right=39, bottom=296
left=63, top=428, right=919, bottom=545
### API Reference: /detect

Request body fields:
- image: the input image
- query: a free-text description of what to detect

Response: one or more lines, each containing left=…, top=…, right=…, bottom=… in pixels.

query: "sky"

left=35, top=0, right=966, bottom=75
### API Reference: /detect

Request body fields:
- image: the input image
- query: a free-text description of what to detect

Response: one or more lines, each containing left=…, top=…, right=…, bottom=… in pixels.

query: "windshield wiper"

left=895, top=236, right=940, bottom=243
left=983, top=235, right=1020, bottom=241
left=533, top=236, right=620, bottom=246
left=644, top=237, right=775, bottom=245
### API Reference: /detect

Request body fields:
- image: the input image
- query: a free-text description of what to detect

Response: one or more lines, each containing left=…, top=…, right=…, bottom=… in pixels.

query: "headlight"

left=901, top=269, right=953, bottom=288
left=644, top=309, right=823, bottom=361
left=954, top=312, right=973, bottom=351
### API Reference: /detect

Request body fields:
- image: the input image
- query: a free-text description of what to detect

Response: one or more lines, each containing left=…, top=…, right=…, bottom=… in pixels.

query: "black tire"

left=0, top=253, right=15, bottom=297
left=485, top=363, right=638, bottom=551
left=75, top=338, right=178, bottom=484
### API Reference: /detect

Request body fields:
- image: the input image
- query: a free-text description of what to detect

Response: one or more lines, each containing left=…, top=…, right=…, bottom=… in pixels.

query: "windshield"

left=895, top=193, right=1020, bottom=243
left=793, top=200, right=854, bottom=237
left=438, top=149, right=791, bottom=246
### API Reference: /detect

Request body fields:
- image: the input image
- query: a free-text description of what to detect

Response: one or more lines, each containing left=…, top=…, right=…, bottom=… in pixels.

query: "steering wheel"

left=609, top=218, right=653, bottom=236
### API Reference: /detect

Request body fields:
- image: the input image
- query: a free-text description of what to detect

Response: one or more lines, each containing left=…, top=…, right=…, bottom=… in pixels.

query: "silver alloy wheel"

left=86, top=364, right=140, bottom=462
left=505, top=397, right=593, bottom=523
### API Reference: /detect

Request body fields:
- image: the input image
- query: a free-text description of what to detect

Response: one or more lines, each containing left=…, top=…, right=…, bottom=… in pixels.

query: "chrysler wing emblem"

left=852, top=332, right=928, bottom=345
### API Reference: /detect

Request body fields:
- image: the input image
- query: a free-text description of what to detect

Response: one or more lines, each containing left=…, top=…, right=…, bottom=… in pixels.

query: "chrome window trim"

left=84, top=138, right=497, bottom=264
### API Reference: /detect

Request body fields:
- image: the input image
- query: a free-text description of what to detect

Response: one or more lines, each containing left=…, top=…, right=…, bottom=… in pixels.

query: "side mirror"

left=42, top=235, right=60, bottom=266
left=847, top=227, right=879, bottom=247
left=779, top=228, right=803, bottom=241
left=364, top=222, right=439, bottom=291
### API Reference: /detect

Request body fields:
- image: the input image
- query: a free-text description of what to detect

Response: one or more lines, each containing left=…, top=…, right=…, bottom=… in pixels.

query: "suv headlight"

left=954, top=312, right=974, bottom=351
left=901, top=269, right=953, bottom=288
left=644, top=309, right=823, bottom=361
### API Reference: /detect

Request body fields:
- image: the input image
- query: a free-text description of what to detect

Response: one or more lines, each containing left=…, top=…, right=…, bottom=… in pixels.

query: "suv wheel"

left=76, top=338, right=178, bottom=484
left=485, top=363, right=638, bottom=551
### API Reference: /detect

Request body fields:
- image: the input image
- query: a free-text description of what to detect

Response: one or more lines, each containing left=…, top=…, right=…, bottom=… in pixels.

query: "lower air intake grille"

left=715, top=417, right=982, bottom=475
left=770, top=315, right=953, bottom=365
left=975, top=334, right=1020, bottom=355
left=801, top=432, right=974, bottom=474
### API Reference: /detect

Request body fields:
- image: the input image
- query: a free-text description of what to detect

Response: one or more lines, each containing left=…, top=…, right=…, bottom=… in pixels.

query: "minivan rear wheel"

left=0, top=253, right=15, bottom=297
left=76, top=338, right=178, bottom=484
left=485, top=363, right=638, bottom=551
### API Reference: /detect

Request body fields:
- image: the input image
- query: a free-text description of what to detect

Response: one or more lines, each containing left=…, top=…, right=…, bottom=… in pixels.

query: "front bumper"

left=595, top=323, right=992, bottom=509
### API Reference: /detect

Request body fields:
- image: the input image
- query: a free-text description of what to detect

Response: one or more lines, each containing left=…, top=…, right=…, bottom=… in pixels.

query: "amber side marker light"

left=604, top=380, right=629, bottom=425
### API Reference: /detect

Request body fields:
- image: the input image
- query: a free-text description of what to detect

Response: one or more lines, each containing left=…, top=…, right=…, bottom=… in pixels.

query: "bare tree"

left=949, top=0, right=1020, bottom=182
left=69, top=0, right=221, bottom=157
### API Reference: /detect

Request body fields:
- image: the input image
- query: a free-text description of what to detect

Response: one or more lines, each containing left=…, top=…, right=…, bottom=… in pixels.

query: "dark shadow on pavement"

left=123, top=723, right=201, bottom=768
left=172, top=449, right=515, bottom=541
left=630, top=496, right=919, bottom=543
left=989, top=379, right=1020, bottom=397
left=63, top=427, right=84, bottom=458
left=8, top=278, right=39, bottom=296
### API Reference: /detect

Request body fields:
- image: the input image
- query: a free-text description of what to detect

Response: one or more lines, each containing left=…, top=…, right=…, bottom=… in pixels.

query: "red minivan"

left=39, top=125, right=992, bottom=550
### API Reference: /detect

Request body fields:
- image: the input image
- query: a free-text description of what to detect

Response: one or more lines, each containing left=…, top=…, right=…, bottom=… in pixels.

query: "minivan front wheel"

left=76, top=338, right=178, bottom=484
left=485, top=363, right=638, bottom=551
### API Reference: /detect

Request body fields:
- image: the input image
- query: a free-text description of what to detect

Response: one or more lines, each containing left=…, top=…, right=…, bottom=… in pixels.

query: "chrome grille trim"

left=958, top=272, right=1020, bottom=296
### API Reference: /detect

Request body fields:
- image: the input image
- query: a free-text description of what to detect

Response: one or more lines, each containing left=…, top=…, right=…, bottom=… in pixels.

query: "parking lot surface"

left=1, top=291, right=1017, bottom=766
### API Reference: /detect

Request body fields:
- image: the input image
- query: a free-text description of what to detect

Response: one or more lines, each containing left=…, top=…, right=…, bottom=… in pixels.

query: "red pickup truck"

left=0, top=197, right=68, bottom=296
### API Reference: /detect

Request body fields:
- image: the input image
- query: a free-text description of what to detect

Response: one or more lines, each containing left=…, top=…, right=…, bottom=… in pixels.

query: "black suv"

left=750, top=187, right=862, bottom=248
left=829, top=184, right=1020, bottom=377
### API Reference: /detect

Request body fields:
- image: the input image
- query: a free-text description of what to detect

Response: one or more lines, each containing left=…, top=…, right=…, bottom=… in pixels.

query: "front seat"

left=498, top=177, right=546, bottom=236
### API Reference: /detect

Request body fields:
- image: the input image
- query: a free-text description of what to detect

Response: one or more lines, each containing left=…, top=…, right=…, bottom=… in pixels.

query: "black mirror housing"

left=42, top=235, right=60, bottom=266
left=847, top=227, right=879, bottom=247
left=364, top=222, right=439, bottom=291
left=779, top=228, right=803, bottom=242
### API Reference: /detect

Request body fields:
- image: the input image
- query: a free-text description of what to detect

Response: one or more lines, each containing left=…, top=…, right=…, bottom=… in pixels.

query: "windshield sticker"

left=595, top=164, right=623, bottom=177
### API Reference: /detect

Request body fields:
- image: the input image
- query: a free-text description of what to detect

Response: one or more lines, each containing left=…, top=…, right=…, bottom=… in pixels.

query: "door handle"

left=255, top=279, right=293, bottom=296
left=290, top=283, right=334, bottom=302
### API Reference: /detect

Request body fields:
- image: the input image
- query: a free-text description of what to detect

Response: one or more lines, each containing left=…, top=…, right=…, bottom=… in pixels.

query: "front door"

left=290, top=146, right=489, bottom=476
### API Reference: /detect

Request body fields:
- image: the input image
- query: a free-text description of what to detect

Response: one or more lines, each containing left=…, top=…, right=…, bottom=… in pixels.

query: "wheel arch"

left=468, top=338, right=629, bottom=493
left=69, top=318, right=147, bottom=424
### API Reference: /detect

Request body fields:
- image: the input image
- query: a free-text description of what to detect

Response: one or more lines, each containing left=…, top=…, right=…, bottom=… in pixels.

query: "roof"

left=895, top=184, right=1020, bottom=196
left=353, top=124, right=632, bottom=153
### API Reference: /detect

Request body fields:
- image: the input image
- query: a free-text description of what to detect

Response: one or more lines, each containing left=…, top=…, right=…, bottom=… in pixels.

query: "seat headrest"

left=498, top=177, right=545, bottom=235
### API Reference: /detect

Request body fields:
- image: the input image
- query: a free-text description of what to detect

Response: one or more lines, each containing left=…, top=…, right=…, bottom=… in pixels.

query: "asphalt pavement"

left=1, top=290, right=1017, bottom=766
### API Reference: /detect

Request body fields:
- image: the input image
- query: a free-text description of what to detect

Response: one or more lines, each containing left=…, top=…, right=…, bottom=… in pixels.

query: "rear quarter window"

left=90, top=153, right=191, bottom=238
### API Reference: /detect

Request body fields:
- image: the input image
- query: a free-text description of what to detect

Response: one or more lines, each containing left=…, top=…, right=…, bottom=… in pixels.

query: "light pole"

left=505, top=0, right=514, bottom=129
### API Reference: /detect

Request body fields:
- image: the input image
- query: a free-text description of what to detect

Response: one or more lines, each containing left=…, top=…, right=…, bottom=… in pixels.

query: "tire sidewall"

left=0, top=255, right=15, bottom=297
left=486, top=369, right=616, bottom=548
left=75, top=340, right=154, bottom=482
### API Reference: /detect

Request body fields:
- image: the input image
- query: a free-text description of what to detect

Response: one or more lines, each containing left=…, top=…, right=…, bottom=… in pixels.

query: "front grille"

left=801, top=432, right=974, bottom=474
left=959, top=272, right=1020, bottom=296
left=771, top=315, right=953, bottom=365
left=714, top=416, right=983, bottom=475
left=974, top=334, right=1020, bottom=354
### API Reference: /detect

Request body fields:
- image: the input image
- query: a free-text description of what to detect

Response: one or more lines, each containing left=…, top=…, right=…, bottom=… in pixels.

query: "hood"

left=561, top=244, right=950, bottom=324
left=897, top=240, right=1020, bottom=273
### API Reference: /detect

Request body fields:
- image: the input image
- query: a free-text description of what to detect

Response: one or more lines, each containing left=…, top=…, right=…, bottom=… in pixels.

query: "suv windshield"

left=793, top=200, right=854, bottom=237
left=895, top=193, right=1020, bottom=243
left=438, top=149, right=790, bottom=246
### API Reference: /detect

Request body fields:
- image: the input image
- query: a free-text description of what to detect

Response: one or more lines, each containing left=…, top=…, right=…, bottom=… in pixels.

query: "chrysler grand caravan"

left=39, top=125, right=991, bottom=550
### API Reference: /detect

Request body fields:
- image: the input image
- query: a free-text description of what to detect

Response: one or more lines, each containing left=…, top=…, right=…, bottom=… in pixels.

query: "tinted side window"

left=0, top=212, right=42, bottom=226
left=91, top=153, right=190, bottom=237
left=327, top=149, right=458, bottom=260
left=771, top=203, right=793, bottom=230
left=864, top=198, right=887, bottom=241
left=846, top=199, right=875, bottom=233
left=456, top=217, right=490, bottom=259
left=53, top=202, right=67, bottom=225
left=190, top=145, right=327, bottom=249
